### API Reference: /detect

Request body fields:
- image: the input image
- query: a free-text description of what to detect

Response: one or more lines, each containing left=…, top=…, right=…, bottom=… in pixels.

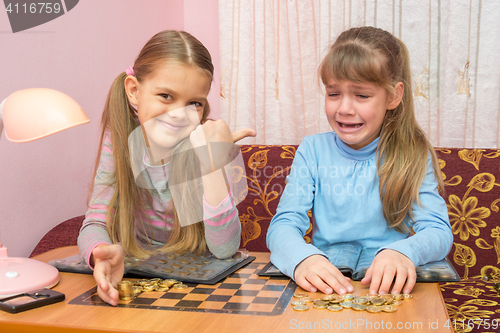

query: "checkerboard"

left=69, top=262, right=296, bottom=316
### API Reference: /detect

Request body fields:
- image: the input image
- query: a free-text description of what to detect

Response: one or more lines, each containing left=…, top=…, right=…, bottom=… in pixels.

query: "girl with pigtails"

left=78, top=30, right=255, bottom=306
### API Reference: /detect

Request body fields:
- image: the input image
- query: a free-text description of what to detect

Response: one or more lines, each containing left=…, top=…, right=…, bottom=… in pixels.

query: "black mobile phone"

left=0, top=289, right=65, bottom=314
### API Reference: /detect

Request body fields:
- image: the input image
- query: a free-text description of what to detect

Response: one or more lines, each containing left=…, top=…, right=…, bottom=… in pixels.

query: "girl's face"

left=126, top=62, right=211, bottom=159
left=324, top=78, right=402, bottom=150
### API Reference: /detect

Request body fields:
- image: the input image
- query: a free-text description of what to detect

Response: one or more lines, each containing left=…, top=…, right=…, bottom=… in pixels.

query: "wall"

left=0, top=0, right=220, bottom=257
left=184, top=0, right=220, bottom=116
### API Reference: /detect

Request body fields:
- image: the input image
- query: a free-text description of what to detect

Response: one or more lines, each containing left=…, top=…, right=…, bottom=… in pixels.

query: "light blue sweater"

left=266, top=132, right=453, bottom=279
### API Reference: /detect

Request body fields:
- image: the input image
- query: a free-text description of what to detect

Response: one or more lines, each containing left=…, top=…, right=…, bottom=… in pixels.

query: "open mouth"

left=338, top=122, right=363, bottom=128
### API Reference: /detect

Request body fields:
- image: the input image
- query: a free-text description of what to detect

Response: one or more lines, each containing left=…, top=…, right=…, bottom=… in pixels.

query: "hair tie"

left=126, top=66, right=135, bottom=76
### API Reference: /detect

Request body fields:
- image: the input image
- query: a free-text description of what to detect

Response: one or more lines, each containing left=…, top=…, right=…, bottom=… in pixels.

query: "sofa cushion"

left=236, top=145, right=313, bottom=252
left=436, top=149, right=500, bottom=279
left=440, top=277, right=500, bottom=332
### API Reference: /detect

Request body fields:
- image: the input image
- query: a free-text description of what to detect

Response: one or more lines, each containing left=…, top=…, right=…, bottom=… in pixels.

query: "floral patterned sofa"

left=31, top=145, right=500, bottom=332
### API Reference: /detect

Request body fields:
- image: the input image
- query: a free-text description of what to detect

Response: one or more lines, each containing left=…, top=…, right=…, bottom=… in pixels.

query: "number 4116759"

left=444, top=319, right=499, bottom=330
left=6, top=2, right=62, bottom=14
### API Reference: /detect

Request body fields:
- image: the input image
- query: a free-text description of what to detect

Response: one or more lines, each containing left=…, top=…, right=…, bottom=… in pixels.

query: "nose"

left=337, top=96, right=355, bottom=116
left=166, top=105, right=190, bottom=120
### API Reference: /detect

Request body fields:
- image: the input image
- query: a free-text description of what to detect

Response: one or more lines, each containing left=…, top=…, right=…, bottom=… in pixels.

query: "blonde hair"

left=319, top=26, right=444, bottom=233
left=90, top=30, right=213, bottom=257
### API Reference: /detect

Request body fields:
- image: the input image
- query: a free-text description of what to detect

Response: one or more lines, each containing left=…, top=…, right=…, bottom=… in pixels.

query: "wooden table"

left=0, top=246, right=453, bottom=333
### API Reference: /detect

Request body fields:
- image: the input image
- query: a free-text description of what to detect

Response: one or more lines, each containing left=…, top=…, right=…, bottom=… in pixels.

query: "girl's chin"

left=148, top=134, right=188, bottom=148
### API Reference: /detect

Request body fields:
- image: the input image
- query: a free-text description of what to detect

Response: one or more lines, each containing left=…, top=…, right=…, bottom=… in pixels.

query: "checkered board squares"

left=69, top=262, right=297, bottom=316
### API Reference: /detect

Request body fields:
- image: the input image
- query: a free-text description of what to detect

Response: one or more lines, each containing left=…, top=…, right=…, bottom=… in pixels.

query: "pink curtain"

left=219, top=0, right=500, bottom=148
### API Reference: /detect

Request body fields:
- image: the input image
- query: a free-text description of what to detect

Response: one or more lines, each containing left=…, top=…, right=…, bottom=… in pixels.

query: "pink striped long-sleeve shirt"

left=77, top=133, right=241, bottom=266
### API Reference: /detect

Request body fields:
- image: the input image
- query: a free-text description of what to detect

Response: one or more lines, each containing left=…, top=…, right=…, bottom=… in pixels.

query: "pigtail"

left=90, top=72, right=151, bottom=258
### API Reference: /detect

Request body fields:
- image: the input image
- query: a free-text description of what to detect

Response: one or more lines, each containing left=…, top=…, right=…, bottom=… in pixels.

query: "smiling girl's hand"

left=92, top=244, right=124, bottom=306
left=190, top=120, right=255, bottom=173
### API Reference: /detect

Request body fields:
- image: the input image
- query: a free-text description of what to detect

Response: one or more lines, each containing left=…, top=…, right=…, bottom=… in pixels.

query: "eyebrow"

left=325, top=83, right=375, bottom=90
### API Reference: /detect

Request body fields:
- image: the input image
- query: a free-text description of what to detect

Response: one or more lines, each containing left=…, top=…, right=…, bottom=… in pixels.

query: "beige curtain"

left=219, top=0, right=500, bottom=148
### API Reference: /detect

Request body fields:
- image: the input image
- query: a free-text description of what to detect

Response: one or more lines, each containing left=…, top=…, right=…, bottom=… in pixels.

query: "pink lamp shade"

left=0, top=88, right=89, bottom=299
left=3, top=88, right=90, bottom=143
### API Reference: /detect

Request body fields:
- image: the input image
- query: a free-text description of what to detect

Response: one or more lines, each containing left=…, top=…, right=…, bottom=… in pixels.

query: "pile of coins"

left=117, top=278, right=188, bottom=301
left=291, top=292, right=412, bottom=313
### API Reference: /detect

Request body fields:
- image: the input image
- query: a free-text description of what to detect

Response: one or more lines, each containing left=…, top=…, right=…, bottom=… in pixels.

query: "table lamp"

left=0, top=88, right=90, bottom=298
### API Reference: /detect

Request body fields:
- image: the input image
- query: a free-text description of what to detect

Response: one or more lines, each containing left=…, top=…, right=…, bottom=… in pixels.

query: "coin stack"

left=117, top=280, right=134, bottom=301
left=291, top=292, right=412, bottom=313
left=117, top=278, right=187, bottom=301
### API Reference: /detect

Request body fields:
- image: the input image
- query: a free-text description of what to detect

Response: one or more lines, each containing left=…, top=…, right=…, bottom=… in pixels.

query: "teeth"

left=340, top=123, right=362, bottom=128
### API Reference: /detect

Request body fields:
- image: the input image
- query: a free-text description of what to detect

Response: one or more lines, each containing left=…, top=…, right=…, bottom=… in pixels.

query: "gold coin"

left=393, top=294, right=404, bottom=301
left=313, top=299, right=328, bottom=306
left=143, top=284, right=157, bottom=292
left=329, top=296, right=343, bottom=304
left=392, top=300, right=403, bottom=306
left=293, top=292, right=308, bottom=298
left=381, top=305, right=397, bottom=313
left=403, top=294, right=413, bottom=299
left=136, top=279, right=149, bottom=286
left=342, top=293, right=355, bottom=300
left=117, top=281, right=133, bottom=289
left=321, top=294, right=335, bottom=301
left=340, top=301, right=353, bottom=308
left=156, top=286, right=169, bottom=292
left=352, top=304, right=367, bottom=311
left=293, top=305, right=309, bottom=311
left=366, top=305, right=382, bottom=313
left=132, top=286, right=143, bottom=296
left=381, top=294, right=394, bottom=301
left=353, top=296, right=369, bottom=305
left=366, top=293, right=379, bottom=298
left=370, top=297, right=386, bottom=306
left=291, top=300, right=306, bottom=306
left=119, top=295, right=134, bottom=301
left=173, top=283, right=188, bottom=290
left=163, top=279, right=178, bottom=287
left=117, top=281, right=134, bottom=300
left=313, top=303, right=327, bottom=309
left=301, top=297, right=314, bottom=303
left=327, top=305, right=343, bottom=312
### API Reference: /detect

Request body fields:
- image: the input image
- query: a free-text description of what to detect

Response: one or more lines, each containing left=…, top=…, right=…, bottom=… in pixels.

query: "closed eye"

left=357, top=94, right=369, bottom=99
